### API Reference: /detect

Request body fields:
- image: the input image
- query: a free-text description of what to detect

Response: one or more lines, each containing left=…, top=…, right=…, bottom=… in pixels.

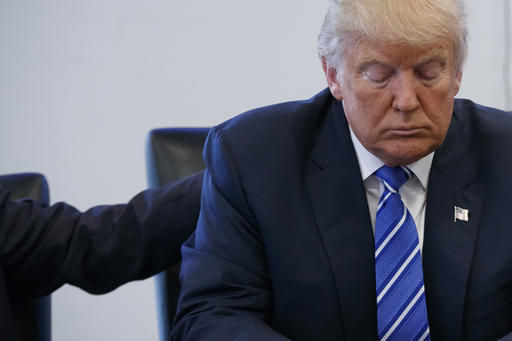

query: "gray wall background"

left=0, top=1, right=510, bottom=340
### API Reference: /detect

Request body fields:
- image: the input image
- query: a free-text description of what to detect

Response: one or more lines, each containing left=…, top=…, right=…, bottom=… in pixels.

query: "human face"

left=323, top=40, right=462, bottom=167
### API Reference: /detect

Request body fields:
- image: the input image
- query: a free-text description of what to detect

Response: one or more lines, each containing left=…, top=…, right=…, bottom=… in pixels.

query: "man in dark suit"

left=173, top=0, right=512, bottom=340
left=0, top=171, right=203, bottom=340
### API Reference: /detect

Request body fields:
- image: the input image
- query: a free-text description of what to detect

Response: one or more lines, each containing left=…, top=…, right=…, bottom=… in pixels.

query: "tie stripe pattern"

left=374, top=166, right=430, bottom=341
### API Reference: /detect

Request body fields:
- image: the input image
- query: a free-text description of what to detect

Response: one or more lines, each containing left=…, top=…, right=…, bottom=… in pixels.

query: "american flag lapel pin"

left=454, top=206, right=469, bottom=222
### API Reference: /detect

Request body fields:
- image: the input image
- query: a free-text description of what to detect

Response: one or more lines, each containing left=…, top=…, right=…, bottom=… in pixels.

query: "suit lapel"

left=305, top=98, right=378, bottom=340
left=423, top=116, right=482, bottom=340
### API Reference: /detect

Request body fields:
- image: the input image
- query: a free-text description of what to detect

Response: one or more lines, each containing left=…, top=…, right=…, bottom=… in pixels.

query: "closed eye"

left=415, top=60, right=445, bottom=81
left=362, top=63, right=395, bottom=83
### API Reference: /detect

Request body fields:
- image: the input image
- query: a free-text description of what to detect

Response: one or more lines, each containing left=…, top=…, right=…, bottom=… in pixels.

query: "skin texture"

left=323, top=40, right=462, bottom=167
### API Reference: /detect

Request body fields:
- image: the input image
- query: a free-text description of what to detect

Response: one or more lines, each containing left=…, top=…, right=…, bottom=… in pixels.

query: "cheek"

left=343, top=81, right=387, bottom=115
left=435, top=110, right=454, bottom=142
left=343, top=101, right=384, bottom=148
left=340, top=79, right=394, bottom=141
left=424, top=92, right=455, bottom=133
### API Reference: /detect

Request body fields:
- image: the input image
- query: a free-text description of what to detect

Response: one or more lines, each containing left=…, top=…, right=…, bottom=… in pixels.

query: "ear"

left=453, top=72, right=463, bottom=96
left=322, top=57, right=343, bottom=101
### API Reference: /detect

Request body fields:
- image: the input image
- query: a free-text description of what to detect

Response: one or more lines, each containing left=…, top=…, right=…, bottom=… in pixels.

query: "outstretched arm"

left=0, top=171, right=203, bottom=296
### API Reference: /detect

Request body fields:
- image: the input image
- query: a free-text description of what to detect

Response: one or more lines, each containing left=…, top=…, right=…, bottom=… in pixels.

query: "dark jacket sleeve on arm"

left=0, top=171, right=203, bottom=297
left=172, top=128, right=290, bottom=341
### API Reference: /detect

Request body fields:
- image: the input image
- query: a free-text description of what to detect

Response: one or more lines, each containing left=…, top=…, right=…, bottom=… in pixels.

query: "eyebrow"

left=357, top=55, right=448, bottom=71
left=357, top=60, right=393, bottom=71
left=416, top=56, right=447, bottom=68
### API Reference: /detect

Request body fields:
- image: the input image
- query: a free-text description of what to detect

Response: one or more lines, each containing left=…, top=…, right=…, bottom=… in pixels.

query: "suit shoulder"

left=454, top=98, right=512, bottom=136
left=203, top=89, right=333, bottom=191
left=210, top=88, right=332, bottom=143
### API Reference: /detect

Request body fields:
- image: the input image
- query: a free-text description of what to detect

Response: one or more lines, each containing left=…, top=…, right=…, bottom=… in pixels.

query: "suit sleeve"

left=0, top=171, right=203, bottom=297
left=172, top=128, right=290, bottom=340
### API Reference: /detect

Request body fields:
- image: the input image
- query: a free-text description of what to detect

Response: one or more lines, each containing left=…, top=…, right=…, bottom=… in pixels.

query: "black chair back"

left=146, top=127, right=209, bottom=340
left=0, top=173, right=51, bottom=341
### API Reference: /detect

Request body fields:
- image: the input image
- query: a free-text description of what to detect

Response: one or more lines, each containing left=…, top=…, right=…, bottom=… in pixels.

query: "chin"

left=378, top=145, right=437, bottom=167
left=380, top=156, right=418, bottom=167
left=377, top=136, right=443, bottom=165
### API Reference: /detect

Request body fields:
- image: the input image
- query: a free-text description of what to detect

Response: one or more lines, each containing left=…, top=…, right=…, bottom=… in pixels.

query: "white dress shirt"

left=349, top=129, right=434, bottom=251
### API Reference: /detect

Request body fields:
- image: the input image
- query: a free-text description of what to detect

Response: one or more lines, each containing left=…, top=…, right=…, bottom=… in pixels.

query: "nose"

left=391, top=72, right=420, bottom=113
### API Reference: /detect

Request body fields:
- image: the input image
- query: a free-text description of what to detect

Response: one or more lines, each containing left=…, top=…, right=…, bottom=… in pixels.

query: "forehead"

left=346, top=39, right=454, bottom=67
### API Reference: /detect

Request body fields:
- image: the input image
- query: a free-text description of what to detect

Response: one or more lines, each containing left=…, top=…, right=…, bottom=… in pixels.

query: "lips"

left=387, top=126, right=426, bottom=136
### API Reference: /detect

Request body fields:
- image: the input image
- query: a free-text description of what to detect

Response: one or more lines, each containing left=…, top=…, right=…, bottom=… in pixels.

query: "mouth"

left=387, top=127, right=426, bottom=136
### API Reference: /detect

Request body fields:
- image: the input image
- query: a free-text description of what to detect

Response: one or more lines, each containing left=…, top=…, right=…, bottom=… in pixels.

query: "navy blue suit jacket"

left=0, top=172, right=203, bottom=340
left=174, top=89, right=512, bottom=340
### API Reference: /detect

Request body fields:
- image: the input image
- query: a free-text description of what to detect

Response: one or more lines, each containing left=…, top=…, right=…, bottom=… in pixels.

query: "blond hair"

left=318, top=0, right=468, bottom=73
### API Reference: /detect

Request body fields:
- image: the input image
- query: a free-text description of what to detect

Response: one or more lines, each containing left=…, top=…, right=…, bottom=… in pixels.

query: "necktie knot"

left=375, top=166, right=411, bottom=191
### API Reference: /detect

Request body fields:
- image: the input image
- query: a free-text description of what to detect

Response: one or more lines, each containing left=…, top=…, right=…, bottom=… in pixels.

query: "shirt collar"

left=349, top=127, right=434, bottom=190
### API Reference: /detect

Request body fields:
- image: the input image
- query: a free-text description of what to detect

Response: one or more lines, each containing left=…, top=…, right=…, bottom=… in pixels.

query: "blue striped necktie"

left=374, top=166, right=430, bottom=341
